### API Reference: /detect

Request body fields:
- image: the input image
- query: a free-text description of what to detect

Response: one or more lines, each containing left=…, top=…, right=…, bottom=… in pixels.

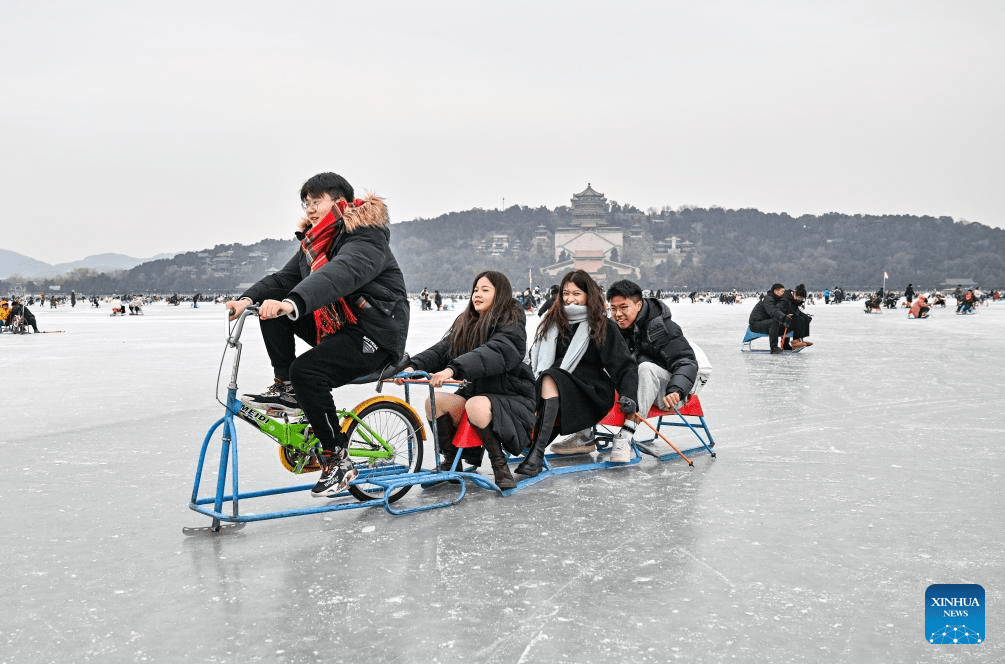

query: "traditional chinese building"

left=540, top=183, right=640, bottom=283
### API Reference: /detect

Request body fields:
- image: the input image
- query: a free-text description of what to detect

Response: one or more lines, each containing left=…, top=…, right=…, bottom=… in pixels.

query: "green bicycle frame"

left=227, top=400, right=399, bottom=464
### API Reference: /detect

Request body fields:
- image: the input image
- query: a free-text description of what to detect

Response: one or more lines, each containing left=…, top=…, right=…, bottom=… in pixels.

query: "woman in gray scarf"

left=517, top=270, right=639, bottom=477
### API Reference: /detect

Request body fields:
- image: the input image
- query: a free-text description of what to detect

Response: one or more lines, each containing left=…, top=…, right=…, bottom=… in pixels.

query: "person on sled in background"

left=864, top=291, right=883, bottom=313
left=781, top=284, right=814, bottom=349
left=519, top=269, right=639, bottom=475
left=908, top=294, right=931, bottom=318
left=225, top=172, right=410, bottom=498
left=552, top=279, right=701, bottom=459
left=957, top=289, right=977, bottom=314
left=401, top=271, right=535, bottom=490
left=9, top=299, right=40, bottom=333
left=748, top=283, right=789, bottom=354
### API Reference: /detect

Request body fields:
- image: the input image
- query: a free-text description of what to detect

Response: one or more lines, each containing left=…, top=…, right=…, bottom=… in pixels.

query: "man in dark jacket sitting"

left=748, top=283, right=790, bottom=354
left=552, top=279, right=700, bottom=458
left=225, top=172, right=410, bottom=498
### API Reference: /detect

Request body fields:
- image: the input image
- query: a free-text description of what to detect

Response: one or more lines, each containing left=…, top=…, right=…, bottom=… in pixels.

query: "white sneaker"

left=609, top=430, right=633, bottom=463
left=550, top=428, right=596, bottom=455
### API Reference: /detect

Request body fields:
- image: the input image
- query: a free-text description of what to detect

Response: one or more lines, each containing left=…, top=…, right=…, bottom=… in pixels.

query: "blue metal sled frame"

left=740, top=326, right=801, bottom=353
left=190, top=347, right=715, bottom=529
left=189, top=382, right=716, bottom=527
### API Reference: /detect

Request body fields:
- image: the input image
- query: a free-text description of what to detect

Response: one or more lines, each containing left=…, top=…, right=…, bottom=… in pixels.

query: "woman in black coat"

left=404, top=271, right=535, bottom=489
left=518, top=269, right=639, bottom=477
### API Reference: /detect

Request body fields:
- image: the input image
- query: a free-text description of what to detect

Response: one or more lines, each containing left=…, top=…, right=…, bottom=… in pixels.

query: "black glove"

left=784, top=313, right=794, bottom=324
left=617, top=395, right=638, bottom=415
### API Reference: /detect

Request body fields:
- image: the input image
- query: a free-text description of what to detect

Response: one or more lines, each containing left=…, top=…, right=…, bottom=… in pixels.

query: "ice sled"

left=594, top=395, right=716, bottom=461
left=187, top=306, right=717, bottom=531
left=740, top=326, right=802, bottom=353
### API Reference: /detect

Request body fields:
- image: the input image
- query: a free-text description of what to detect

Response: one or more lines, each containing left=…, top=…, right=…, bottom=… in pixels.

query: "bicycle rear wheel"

left=346, top=400, right=423, bottom=503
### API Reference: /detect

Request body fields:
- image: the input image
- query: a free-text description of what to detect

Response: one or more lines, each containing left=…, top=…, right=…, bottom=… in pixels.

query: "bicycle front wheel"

left=345, top=400, right=423, bottom=503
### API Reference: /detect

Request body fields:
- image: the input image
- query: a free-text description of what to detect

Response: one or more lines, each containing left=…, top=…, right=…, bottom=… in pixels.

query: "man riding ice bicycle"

left=225, top=172, right=409, bottom=498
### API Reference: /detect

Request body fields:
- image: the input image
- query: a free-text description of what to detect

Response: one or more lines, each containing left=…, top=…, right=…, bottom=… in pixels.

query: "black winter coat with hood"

left=619, top=298, right=698, bottom=400
left=240, top=195, right=410, bottom=358
left=533, top=318, right=639, bottom=434
left=748, top=289, right=787, bottom=327
left=409, top=307, right=536, bottom=455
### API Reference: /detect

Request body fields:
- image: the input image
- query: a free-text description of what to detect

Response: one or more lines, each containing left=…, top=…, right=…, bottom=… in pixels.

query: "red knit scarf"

left=300, top=199, right=363, bottom=343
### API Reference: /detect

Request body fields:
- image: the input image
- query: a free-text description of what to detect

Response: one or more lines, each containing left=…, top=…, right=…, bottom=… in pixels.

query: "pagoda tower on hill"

left=540, top=183, right=640, bottom=284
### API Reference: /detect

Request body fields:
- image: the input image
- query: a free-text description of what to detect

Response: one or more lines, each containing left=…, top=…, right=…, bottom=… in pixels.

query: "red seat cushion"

left=649, top=394, right=705, bottom=417
left=677, top=394, right=704, bottom=417
left=598, top=407, right=625, bottom=426
left=598, top=393, right=706, bottom=427
left=451, top=412, right=484, bottom=448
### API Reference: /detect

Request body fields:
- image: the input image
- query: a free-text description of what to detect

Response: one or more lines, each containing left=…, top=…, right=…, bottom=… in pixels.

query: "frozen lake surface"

left=2, top=297, right=1003, bottom=663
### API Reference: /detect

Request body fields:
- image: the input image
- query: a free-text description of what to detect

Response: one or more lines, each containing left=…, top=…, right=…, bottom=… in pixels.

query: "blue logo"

left=926, top=584, right=984, bottom=644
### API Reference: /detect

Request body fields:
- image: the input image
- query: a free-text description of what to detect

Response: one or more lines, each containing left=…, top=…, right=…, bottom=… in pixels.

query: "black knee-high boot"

left=474, top=424, right=516, bottom=489
left=515, top=397, right=559, bottom=477
left=432, top=414, right=458, bottom=471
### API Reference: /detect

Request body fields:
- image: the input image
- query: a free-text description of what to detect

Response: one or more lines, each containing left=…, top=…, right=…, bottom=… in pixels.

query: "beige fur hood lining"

left=297, top=193, right=389, bottom=234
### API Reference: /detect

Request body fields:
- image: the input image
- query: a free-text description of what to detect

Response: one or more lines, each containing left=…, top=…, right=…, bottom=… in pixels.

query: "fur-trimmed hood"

left=340, top=194, right=390, bottom=232
left=297, top=194, right=389, bottom=234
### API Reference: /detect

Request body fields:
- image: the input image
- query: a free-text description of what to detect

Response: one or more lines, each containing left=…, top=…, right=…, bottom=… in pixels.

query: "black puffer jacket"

left=409, top=308, right=536, bottom=455
left=748, top=289, right=787, bottom=326
left=532, top=318, right=639, bottom=433
left=241, top=196, right=410, bottom=357
left=620, top=298, right=698, bottom=399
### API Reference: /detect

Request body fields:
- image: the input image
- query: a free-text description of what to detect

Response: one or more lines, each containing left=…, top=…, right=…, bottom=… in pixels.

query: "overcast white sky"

left=2, top=1, right=1003, bottom=264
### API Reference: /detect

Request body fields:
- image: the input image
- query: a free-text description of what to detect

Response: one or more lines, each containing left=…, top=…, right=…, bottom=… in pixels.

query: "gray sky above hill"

left=2, top=0, right=1003, bottom=264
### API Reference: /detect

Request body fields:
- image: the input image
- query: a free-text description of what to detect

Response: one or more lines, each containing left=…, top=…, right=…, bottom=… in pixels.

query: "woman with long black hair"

left=517, top=269, right=639, bottom=477
left=403, top=271, right=535, bottom=489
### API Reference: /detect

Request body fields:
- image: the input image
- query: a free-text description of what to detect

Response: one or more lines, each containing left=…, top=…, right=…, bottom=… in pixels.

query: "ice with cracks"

left=2, top=297, right=1003, bottom=662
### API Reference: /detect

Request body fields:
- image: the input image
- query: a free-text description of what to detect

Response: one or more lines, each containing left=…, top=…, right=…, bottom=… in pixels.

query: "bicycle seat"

left=349, top=352, right=411, bottom=385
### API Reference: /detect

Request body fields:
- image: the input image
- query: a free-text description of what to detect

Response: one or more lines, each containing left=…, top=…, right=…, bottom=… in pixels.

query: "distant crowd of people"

left=858, top=283, right=995, bottom=318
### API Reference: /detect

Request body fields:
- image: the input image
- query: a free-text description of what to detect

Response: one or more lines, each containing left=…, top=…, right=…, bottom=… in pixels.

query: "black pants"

left=19, top=311, right=39, bottom=332
left=749, top=318, right=783, bottom=349
left=788, top=313, right=811, bottom=339
left=260, top=315, right=391, bottom=453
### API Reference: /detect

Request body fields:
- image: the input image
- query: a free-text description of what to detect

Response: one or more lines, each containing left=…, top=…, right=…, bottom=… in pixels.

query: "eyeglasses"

left=301, top=198, right=329, bottom=211
left=609, top=304, right=635, bottom=314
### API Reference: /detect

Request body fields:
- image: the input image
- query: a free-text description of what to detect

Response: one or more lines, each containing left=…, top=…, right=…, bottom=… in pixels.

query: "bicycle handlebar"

left=227, top=304, right=259, bottom=347
left=384, top=371, right=466, bottom=386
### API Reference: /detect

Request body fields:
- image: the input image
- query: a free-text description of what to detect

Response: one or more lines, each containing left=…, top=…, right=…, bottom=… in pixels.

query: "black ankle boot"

left=433, top=414, right=458, bottom=471
left=461, top=446, right=484, bottom=469
left=474, top=424, right=516, bottom=489
left=515, top=397, right=559, bottom=477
